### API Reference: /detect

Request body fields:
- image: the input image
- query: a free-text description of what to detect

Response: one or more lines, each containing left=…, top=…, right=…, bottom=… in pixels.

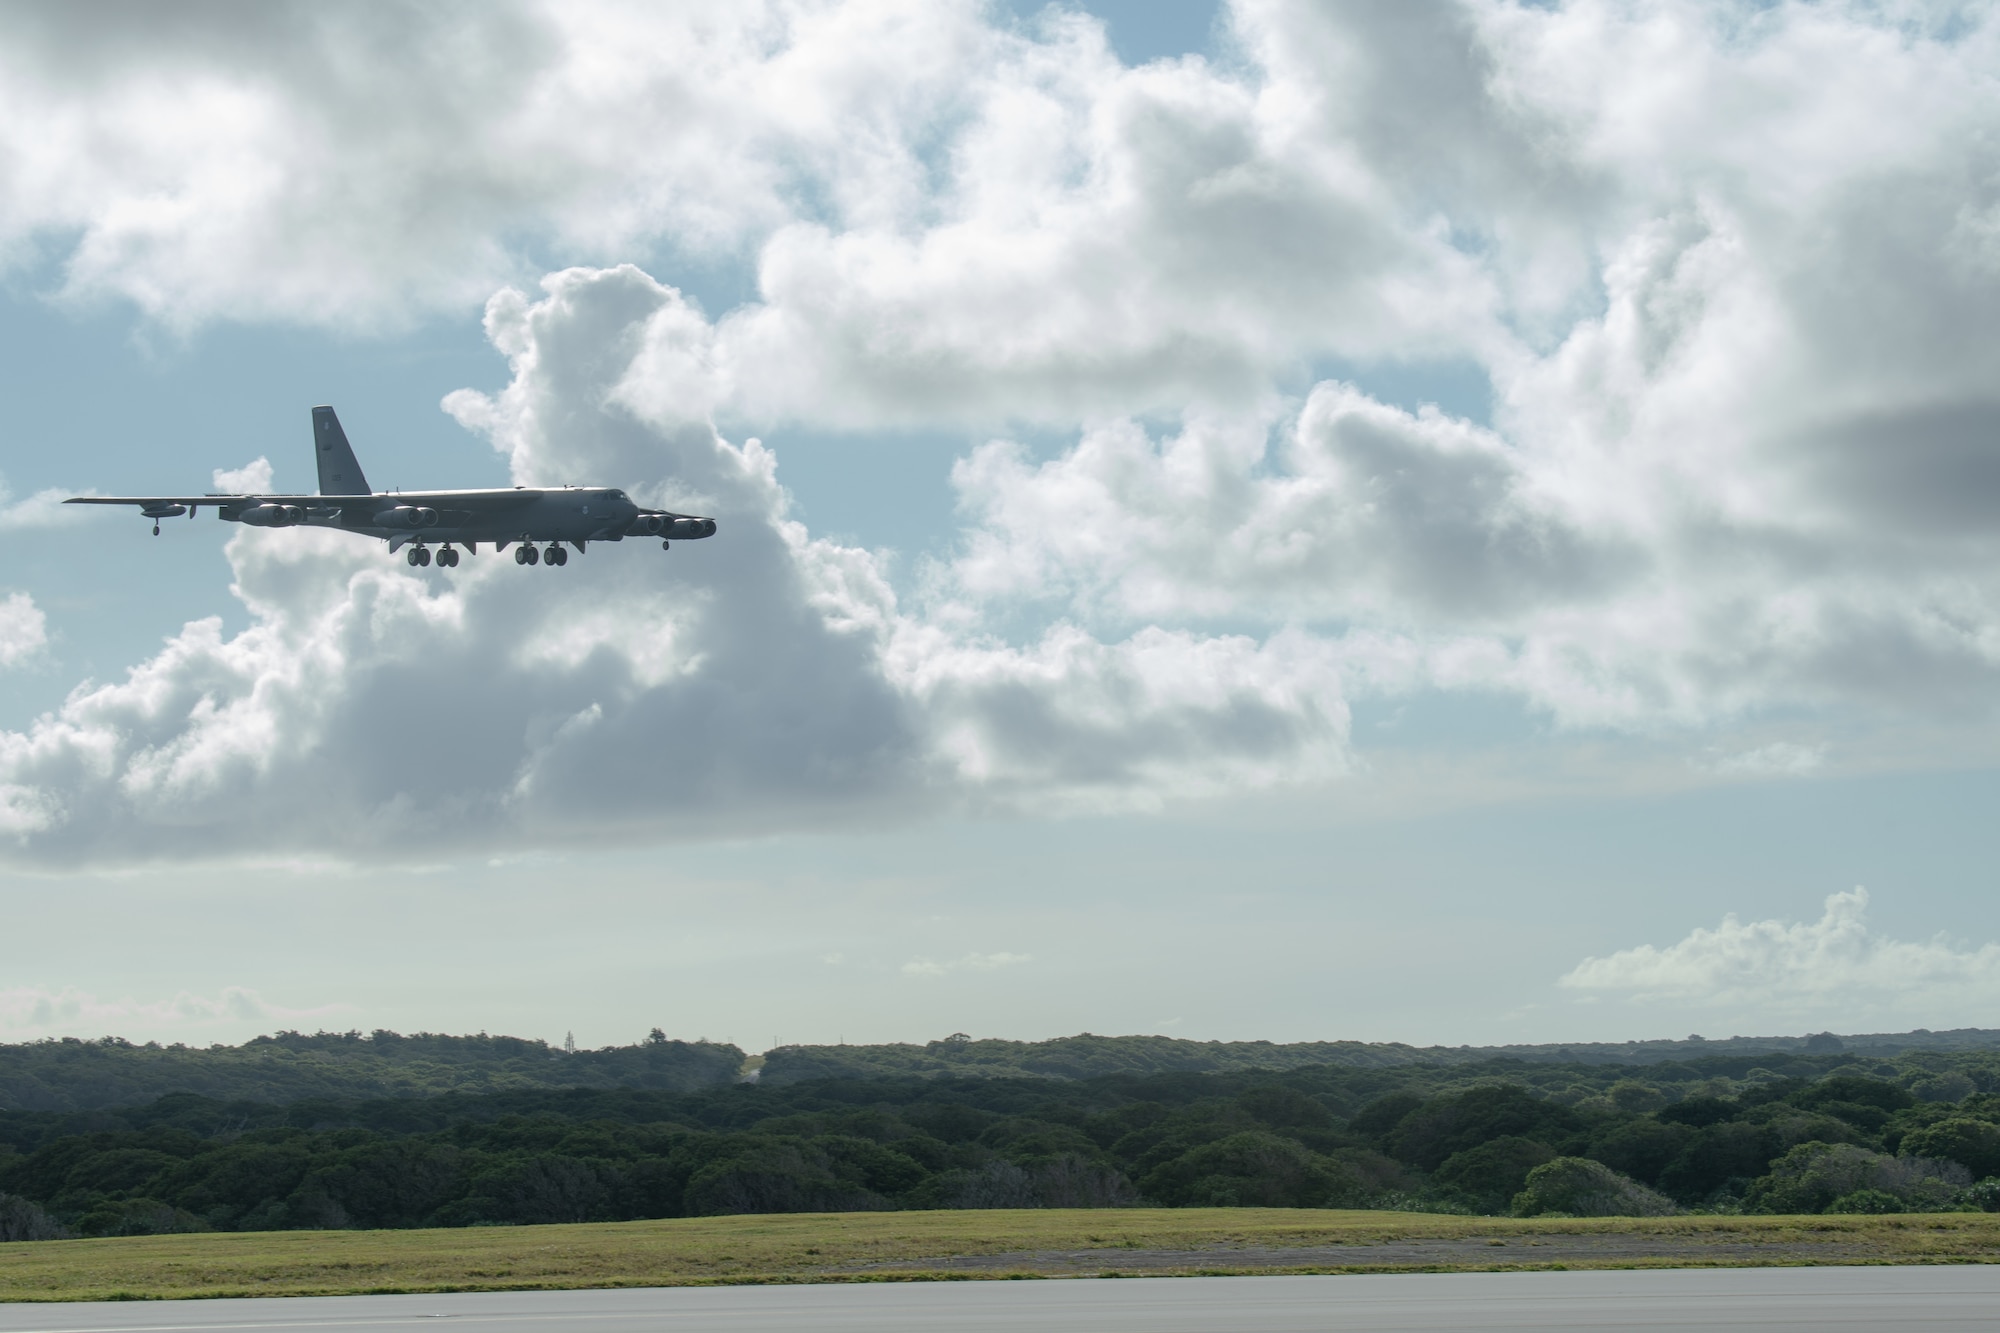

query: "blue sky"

left=3, top=0, right=2000, bottom=1051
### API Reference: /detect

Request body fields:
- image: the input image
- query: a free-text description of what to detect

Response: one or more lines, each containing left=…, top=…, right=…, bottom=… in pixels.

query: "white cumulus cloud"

left=1, top=2, right=1999, bottom=859
left=213, top=457, right=275, bottom=494
left=1560, top=888, right=2000, bottom=1015
left=0, top=484, right=88, bottom=531
left=0, top=266, right=1350, bottom=867
left=0, top=591, right=46, bottom=669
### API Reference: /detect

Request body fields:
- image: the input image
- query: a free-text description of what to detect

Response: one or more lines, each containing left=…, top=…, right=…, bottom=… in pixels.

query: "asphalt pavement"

left=0, top=1266, right=1995, bottom=1332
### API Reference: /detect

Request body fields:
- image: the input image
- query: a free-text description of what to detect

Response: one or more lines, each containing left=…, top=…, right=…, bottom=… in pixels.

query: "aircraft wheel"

left=547, top=545, right=566, bottom=566
left=513, top=546, right=527, bottom=565
left=406, top=547, right=421, bottom=566
left=420, top=547, right=434, bottom=567
left=442, top=548, right=459, bottom=568
left=152, top=523, right=161, bottom=536
left=524, top=545, right=539, bottom=566
left=661, top=539, right=671, bottom=550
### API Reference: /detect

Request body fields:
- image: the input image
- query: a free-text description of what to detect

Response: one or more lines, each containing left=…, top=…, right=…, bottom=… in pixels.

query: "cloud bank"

left=2, top=2, right=1999, bottom=863
left=0, top=983, right=347, bottom=1036
left=1560, top=888, right=2000, bottom=1016
left=0, top=266, right=1347, bottom=864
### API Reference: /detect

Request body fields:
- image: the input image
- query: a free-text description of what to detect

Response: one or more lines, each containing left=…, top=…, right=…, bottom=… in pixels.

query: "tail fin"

left=312, top=406, right=373, bottom=496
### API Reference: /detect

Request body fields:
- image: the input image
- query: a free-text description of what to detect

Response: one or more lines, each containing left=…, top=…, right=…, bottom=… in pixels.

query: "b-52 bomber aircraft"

left=66, top=405, right=716, bottom=567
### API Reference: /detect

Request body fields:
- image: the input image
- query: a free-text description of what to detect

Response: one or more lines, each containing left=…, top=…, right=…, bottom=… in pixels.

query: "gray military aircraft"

left=65, top=405, right=716, bottom=567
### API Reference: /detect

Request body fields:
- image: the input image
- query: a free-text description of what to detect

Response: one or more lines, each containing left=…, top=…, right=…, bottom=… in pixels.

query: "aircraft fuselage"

left=222, top=486, right=652, bottom=546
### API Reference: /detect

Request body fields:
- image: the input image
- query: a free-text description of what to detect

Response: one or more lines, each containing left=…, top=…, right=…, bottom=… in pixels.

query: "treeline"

left=760, top=1029, right=2000, bottom=1083
left=5, top=1049, right=2000, bottom=1238
left=0, top=1031, right=744, bottom=1113
left=11, top=1028, right=2000, bottom=1115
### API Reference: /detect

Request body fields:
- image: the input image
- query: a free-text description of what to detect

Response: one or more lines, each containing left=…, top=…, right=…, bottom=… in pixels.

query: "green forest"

left=5, top=1030, right=2000, bottom=1239
left=0, top=1030, right=743, bottom=1113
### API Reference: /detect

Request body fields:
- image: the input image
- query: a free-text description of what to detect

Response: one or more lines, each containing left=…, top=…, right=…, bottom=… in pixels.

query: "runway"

left=0, top=1267, right=1996, bottom=1332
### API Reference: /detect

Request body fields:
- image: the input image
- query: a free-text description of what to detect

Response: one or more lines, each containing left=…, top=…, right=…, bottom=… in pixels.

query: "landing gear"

left=152, top=522, right=161, bottom=536
left=406, top=546, right=433, bottom=567
left=517, top=544, right=539, bottom=566
left=545, top=544, right=567, bottom=566
left=438, top=547, right=460, bottom=568
left=661, top=540, right=671, bottom=550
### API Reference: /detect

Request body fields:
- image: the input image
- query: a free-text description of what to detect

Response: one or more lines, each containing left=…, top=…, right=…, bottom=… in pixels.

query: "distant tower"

left=564, top=1030, right=576, bottom=1054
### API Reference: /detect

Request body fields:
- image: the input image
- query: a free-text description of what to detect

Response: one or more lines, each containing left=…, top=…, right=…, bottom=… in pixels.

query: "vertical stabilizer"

left=312, top=406, right=373, bottom=496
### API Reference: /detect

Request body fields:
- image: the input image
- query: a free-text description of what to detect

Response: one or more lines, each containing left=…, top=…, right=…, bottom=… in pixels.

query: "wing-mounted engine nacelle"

left=373, top=506, right=439, bottom=529
left=628, top=514, right=716, bottom=539
left=139, top=503, right=187, bottom=519
left=238, top=503, right=307, bottom=527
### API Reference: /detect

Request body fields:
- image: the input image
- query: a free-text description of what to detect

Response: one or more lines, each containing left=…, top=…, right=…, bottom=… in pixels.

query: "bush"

left=1962, top=1177, right=2000, bottom=1213
left=1897, top=1119, right=2000, bottom=1182
left=1745, top=1141, right=1968, bottom=1214
left=1656, top=1120, right=1779, bottom=1204
left=1433, top=1137, right=1555, bottom=1212
left=1790, top=1076, right=1914, bottom=1115
left=1139, top=1132, right=1365, bottom=1208
left=1911, top=1073, right=1977, bottom=1104
left=912, top=1155, right=1138, bottom=1209
left=1826, top=1188, right=1902, bottom=1214
left=76, top=1197, right=210, bottom=1237
left=682, top=1140, right=890, bottom=1216
left=1388, top=1086, right=1579, bottom=1173
left=0, top=1192, right=69, bottom=1242
left=1349, top=1093, right=1425, bottom=1145
left=1511, top=1157, right=1677, bottom=1217
left=449, top=1156, right=613, bottom=1225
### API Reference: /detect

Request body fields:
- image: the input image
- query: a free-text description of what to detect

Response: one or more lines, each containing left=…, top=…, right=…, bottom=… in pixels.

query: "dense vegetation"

left=13, top=1026, right=1999, bottom=1116
left=6, top=1040, right=2000, bottom=1239
left=0, top=1031, right=744, bottom=1113
left=758, top=1027, right=2000, bottom=1083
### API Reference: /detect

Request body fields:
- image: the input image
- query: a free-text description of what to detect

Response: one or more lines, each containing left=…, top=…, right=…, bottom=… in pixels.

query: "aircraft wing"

left=65, top=495, right=254, bottom=506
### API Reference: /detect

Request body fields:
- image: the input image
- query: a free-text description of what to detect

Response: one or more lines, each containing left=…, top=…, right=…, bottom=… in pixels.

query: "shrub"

left=1961, top=1177, right=2000, bottom=1213
left=1910, top=1073, right=1977, bottom=1104
left=1139, top=1131, right=1365, bottom=1208
left=1433, top=1137, right=1555, bottom=1212
left=1388, top=1086, right=1579, bottom=1172
left=1745, top=1141, right=1967, bottom=1214
left=1511, top=1157, right=1677, bottom=1218
left=0, top=1192, right=69, bottom=1242
left=1657, top=1096, right=1735, bottom=1129
left=1826, top=1188, right=1902, bottom=1214
left=1607, top=1081, right=1669, bottom=1113
left=1897, top=1119, right=2000, bottom=1183
left=1790, top=1076, right=1914, bottom=1115
left=912, top=1155, right=1137, bottom=1209
left=76, top=1197, right=210, bottom=1237
left=682, top=1140, right=889, bottom=1216
left=1656, top=1120, right=1779, bottom=1204
left=1349, top=1093, right=1425, bottom=1145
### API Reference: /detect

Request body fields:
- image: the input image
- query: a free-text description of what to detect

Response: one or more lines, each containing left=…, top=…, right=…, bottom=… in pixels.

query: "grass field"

left=2, top=1209, right=1999, bottom=1302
